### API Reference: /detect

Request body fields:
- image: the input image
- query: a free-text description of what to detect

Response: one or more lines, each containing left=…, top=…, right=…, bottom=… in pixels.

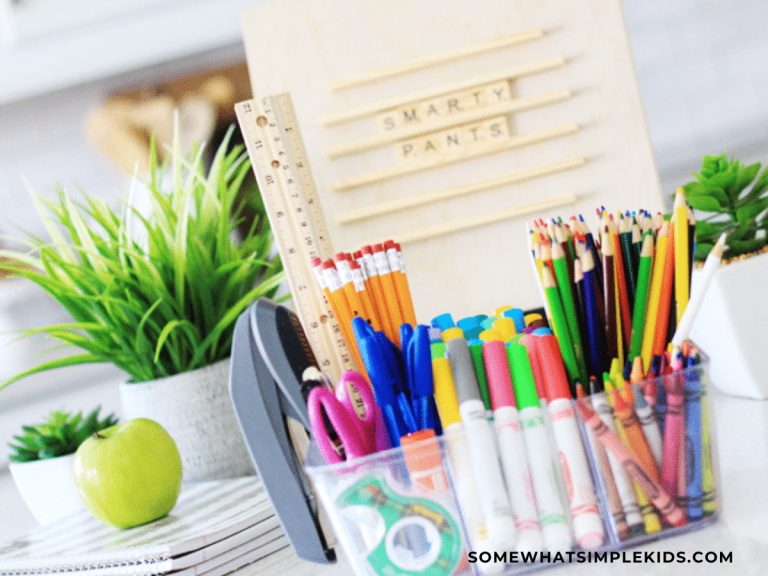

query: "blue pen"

left=407, top=325, right=442, bottom=434
left=400, top=323, right=414, bottom=354
left=375, top=330, right=415, bottom=418
left=353, top=318, right=417, bottom=446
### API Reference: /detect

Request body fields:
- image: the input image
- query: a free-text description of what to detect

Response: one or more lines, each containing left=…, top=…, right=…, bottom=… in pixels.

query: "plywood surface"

left=241, top=0, right=662, bottom=321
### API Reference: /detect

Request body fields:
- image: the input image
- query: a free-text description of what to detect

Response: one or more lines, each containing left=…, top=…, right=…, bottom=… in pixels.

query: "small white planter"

left=690, top=250, right=768, bottom=399
left=119, top=358, right=255, bottom=482
left=9, top=453, right=85, bottom=525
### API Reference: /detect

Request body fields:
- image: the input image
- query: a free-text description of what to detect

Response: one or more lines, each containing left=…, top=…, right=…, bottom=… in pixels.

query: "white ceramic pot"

left=9, top=453, right=85, bottom=525
left=690, top=250, right=768, bottom=399
left=119, top=358, right=255, bottom=482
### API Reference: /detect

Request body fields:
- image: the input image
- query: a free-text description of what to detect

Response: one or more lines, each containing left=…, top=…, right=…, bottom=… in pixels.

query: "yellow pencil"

left=641, top=221, right=669, bottom=372
left=673, top=190, right=690, bottom=324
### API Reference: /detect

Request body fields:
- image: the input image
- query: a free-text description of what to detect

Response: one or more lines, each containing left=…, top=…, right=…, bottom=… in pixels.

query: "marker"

left=482, top=340, right=543, bottom=553
left=501, top=308, right=526, bottom=332
left=447, top=337, right=517, bottom=550
left=508, top=343, right=571, bottom=553
left=469, top=340, right=492, bottom=412
left=432, top=356, right=502, bottom=574
left=577, top=402, right=687, bottom=528
left=492, top=317, right=517, bottom=342
left=431, top=312, right=455, bottom=331
left=539, top=335, right=605, bottom=549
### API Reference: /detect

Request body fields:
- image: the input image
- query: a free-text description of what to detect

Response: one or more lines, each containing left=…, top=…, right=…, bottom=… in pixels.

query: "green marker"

left=541, top=265, right=580, bottom=391
left=507, top=343, right=540, bottom=409
left=551, top=242, right=589, bottom=386
left=507, top=343, right=571, bottom=551
left=629, top=232, right=654, bottom=362
left=469, top=341, right=492, bottom=411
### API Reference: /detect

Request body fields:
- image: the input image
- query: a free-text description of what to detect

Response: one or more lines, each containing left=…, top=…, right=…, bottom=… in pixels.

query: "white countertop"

left=1, top=384, right=766, bottom=576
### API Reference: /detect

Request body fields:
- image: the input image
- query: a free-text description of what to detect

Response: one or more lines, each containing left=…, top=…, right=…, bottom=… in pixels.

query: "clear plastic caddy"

left=305, top=354, right=718, bottom=576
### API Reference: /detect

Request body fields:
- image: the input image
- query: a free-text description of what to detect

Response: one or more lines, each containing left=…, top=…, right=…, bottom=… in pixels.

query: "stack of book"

left=0, top=477, right=287, bottom=575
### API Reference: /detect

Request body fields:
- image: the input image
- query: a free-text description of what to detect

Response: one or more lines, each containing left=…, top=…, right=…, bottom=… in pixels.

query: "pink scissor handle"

left=337, top=370, right=390, bottom=453
left=308, top=386, right=370, bottom=464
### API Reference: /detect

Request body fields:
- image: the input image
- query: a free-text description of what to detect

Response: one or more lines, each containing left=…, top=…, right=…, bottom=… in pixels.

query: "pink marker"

left=483, top=339, right=543, bottom=553
left=538, top=335, right=605, bottom=550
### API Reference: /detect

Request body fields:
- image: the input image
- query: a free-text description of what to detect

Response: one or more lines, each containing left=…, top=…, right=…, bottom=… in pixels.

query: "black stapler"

left=229, top=298, right=336, bottom=564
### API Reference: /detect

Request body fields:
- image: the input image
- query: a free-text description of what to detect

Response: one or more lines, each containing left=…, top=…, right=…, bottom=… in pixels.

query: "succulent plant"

left=680, top=152, right=768, bottom=261
left=8, top=407, right=118, bottom=463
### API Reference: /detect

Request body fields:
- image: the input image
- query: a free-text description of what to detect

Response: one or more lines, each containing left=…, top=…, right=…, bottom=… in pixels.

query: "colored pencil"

left=581, top=250, right=607, bottom=379
left=629, top=233, right=653, bottom=365
left=640, top=221, right=669, bottom=372
left=673, top=190, right=690, bottom=324
left=551, top=241, right=588, bottom=385
left=542, top=265, right=581, bottom=387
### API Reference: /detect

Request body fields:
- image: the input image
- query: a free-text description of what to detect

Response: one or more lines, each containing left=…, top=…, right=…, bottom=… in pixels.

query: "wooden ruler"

left=235, top=94, right=356, bottom=382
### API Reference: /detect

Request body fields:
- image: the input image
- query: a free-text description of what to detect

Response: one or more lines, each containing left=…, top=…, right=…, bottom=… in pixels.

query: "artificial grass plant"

left=0, top=127, right=283, bottom=388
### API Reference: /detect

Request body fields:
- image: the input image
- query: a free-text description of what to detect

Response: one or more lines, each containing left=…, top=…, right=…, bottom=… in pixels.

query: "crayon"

left=577, top=402, right=687, bottom=528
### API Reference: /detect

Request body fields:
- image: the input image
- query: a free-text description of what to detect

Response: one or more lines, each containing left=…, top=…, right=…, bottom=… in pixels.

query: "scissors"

left=308, top=370, right=378, bottom=464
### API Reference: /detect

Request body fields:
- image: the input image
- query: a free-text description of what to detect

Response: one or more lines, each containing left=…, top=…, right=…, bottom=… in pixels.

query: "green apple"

left=73, top=418, right=183, bottom=529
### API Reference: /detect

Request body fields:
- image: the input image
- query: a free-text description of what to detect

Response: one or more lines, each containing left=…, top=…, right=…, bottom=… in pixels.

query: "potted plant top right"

left=681, top=152, right=768, bottom=399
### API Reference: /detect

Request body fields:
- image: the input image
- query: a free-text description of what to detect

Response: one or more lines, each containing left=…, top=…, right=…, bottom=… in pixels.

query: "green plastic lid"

left=431, top=341, right=446, bottom=360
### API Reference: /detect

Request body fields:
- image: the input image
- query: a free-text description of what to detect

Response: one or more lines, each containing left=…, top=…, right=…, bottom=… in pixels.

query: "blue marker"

left=431, top=313, right=455, bottom=331
left=501, top=308, right=526, bottom=332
